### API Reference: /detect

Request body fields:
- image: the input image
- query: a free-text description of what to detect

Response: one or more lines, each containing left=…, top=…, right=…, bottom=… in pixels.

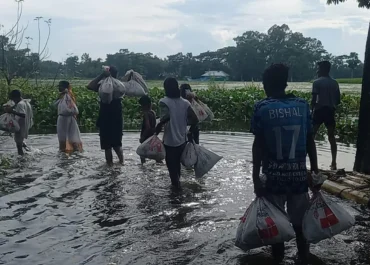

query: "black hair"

left=262, top=63, right=289, bottom=92
left=139, top=95, right=152, bottom=107
left=58, top=81, right=70, bottom=89
left=317, top=61, right=331, bottom=74
left=9, top=89, right=21, bottom=99
left=109, top=66, right=118, bottom=78
left=180, top=83, right=192, bottom=91
left=180, top=83, right=192, bottom=98
left=164, top=77, right=180, bottom=98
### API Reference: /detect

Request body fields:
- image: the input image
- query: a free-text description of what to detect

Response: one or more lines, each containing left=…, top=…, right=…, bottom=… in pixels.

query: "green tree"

left=346, top=52, right=361, bottom=78
left=64, top=55, right=79, bottom=77
left=327, top=0, right=370, bottom=173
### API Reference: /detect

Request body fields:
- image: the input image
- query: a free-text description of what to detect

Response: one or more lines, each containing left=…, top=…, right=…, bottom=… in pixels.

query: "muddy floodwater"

left=0, top=132, right=369, bottom=265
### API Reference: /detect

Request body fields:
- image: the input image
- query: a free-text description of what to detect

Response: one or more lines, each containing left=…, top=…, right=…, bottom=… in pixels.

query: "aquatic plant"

left=0, top=82, right=361, bottom=144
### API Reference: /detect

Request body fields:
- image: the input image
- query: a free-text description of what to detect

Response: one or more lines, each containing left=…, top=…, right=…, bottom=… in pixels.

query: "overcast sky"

left=1, top=0, right=369, bottom=62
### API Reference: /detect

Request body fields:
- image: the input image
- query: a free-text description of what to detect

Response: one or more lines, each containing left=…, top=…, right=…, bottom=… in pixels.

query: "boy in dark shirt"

left=139, top=95, right=157, bottom=164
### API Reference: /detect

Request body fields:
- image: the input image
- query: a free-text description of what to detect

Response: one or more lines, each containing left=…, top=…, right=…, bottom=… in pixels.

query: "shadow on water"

left=0, top=132, right=368, bottom=265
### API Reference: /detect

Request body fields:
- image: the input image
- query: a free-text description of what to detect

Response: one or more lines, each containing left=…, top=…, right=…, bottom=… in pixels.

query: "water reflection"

left=0, top=132, right=367, bottom=265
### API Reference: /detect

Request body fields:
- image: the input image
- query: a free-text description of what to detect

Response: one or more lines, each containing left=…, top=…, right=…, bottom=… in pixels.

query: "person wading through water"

left=155, top=77, right=199, bottom=189
left=251, top=64, right=320, bottom=264
left=87, top=66, right=124, bottom=166
left=312, top=60, right=340, bottom=170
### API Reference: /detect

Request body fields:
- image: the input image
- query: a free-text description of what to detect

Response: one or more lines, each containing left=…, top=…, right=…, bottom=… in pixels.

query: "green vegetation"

left=0, top=81, right=360, bottom=144
left=336, top=78, right=362, bottom=84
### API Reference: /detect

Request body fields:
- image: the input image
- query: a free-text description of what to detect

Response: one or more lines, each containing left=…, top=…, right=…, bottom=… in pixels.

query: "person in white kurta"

left=55, top=81, right=83, bottom=152
left=4, top=90, right=33, bottom=155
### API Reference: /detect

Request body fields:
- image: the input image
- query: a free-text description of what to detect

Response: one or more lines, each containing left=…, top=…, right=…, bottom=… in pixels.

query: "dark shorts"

left=313, top=107, right=336, bottom=127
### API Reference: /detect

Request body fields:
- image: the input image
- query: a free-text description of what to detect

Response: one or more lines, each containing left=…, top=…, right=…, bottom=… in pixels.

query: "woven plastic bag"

left=302, top=192, right=355, bottom=244
left=123, top=70, right=149, bottom=93
left=181, top=142, right=198, bottom=167
left=198, top=101, right=214, bottom=121
left=123, top=80, right=146, bottom=97
left=0, top=113, right=20, bottom=133
left=99, top=76, right=114, bottom=104
left=136, top=135, right=165, bottom=161
left=191, top=100, right=208, bottom=122
left=235, top=197, right=296, bottom=251
left=58, top=94, right=79, bottom=116
left=194, top=144, right=222, bottom=178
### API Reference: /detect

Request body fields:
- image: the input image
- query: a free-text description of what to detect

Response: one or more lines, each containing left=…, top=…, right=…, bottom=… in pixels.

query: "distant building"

left=200, top=71, right=229, bottom=81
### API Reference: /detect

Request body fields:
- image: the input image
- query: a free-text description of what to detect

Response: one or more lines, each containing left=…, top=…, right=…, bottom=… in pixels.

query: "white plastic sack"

left=194, top=144, right=222, bottom=178
left=58, top=94, right=79, bottom=116
left=123, top=70, right=149, bottom=93
left=198, top=101, right=214, bottom=121
left=311, top=172, right=327, bottom=187
left=112, top=78, right=126, bottom=98
left=0, top=113, right=20, bottom=133
left=2, top=100, right=15, bottom=107
left=23, top=99, right=34, bottom=130
left=181, top=142, right=198, bottom=167
left=136, top=135, right=165, bottom=161
left=302, top=192, right=355, bottom=244
left=191, top=100, right=208, bottom=122
left=99, top=76, right=114, bottom=104
left=123, top=80, right=146, bottom=97
left=235, top=197, right=296, bottom=251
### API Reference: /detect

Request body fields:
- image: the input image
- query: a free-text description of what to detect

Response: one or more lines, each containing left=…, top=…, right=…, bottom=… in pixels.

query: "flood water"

left=0, top=132, right=369, bottom=265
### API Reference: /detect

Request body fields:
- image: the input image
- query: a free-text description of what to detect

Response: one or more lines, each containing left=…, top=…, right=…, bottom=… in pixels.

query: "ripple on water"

left=0, top=132, right=369, bottom=265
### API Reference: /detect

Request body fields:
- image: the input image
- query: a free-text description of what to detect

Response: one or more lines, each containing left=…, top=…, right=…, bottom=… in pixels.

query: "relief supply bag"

left=136, top=135, right=166, bottom=161
left=235, top=197, right=296, bottom=251
left=302, top=192, right=355, bottom=244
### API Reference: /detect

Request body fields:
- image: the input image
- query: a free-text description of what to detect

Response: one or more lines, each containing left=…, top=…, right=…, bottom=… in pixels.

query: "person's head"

left=180, top=83, right=192, bottom=98
left=317, top=61, right=331, bottom=77
left=163, top=77, right=180, bottom=98
left=180, top=83, right=192, bottom=91
left=9, top=90, right=22, bottom=103
left=109, top=66, right=118, bottom=78
left=139, top=95, right=152, bottom=111
left=262, top=63, right=289, bottom=97
left=58, top=80, right=70, bottom=92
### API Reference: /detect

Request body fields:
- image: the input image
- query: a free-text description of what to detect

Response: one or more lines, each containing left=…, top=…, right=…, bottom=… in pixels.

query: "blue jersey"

left=251, top=95, right=312, bottom=194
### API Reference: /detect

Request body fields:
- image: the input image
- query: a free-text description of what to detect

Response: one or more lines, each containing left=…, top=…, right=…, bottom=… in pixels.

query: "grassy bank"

left=0, top=82, right=360, bottom=144
left=336, top=78, right=362, bottom=84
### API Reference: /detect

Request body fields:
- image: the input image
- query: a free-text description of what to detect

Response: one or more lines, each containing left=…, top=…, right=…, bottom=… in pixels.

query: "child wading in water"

left=4, top=90, right=33, bottom=155
left=55, top=81, right=83, bottom=152
left=139, top=95, right=159, bottom=164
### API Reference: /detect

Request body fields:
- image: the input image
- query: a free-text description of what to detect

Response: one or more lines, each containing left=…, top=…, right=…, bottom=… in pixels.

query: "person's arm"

left=306, top=102, right=318, bottom=173
left=306, top=102, right=320, bottom=192
left=335, top=82, right=341, bottom=107
left=250, top=103, right=265, bottom=196
left=307, top=134, right=318, bottom=174
left=87, top=73, right=106, bottom=92
left=252, top=135, right=264, bottom=195
left=311, top=81, right=319, bottom=110
left=155, top=101, right=170, bottom=135
left=141, top=113, right=153, bottom=141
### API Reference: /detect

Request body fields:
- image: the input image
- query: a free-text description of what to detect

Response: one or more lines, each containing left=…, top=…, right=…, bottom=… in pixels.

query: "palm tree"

left=327, top=0, right=370, bottom=173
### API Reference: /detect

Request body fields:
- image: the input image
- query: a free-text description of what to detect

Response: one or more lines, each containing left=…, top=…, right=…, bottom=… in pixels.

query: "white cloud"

left=0, top=0, right=369, bottom=61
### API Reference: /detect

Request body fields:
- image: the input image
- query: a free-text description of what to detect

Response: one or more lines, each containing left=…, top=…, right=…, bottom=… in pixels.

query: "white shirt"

left=159, top=97, right=191, bottom=147
left=14, top=99, right=33, bottom=133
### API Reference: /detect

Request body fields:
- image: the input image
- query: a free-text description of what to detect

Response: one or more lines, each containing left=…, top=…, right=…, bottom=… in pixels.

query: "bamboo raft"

left=321, top=169, right=370, bottom=207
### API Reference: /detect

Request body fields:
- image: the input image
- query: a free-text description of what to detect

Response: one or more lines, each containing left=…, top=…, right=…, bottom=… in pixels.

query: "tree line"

left=1, top=24, right=363, bottom=84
